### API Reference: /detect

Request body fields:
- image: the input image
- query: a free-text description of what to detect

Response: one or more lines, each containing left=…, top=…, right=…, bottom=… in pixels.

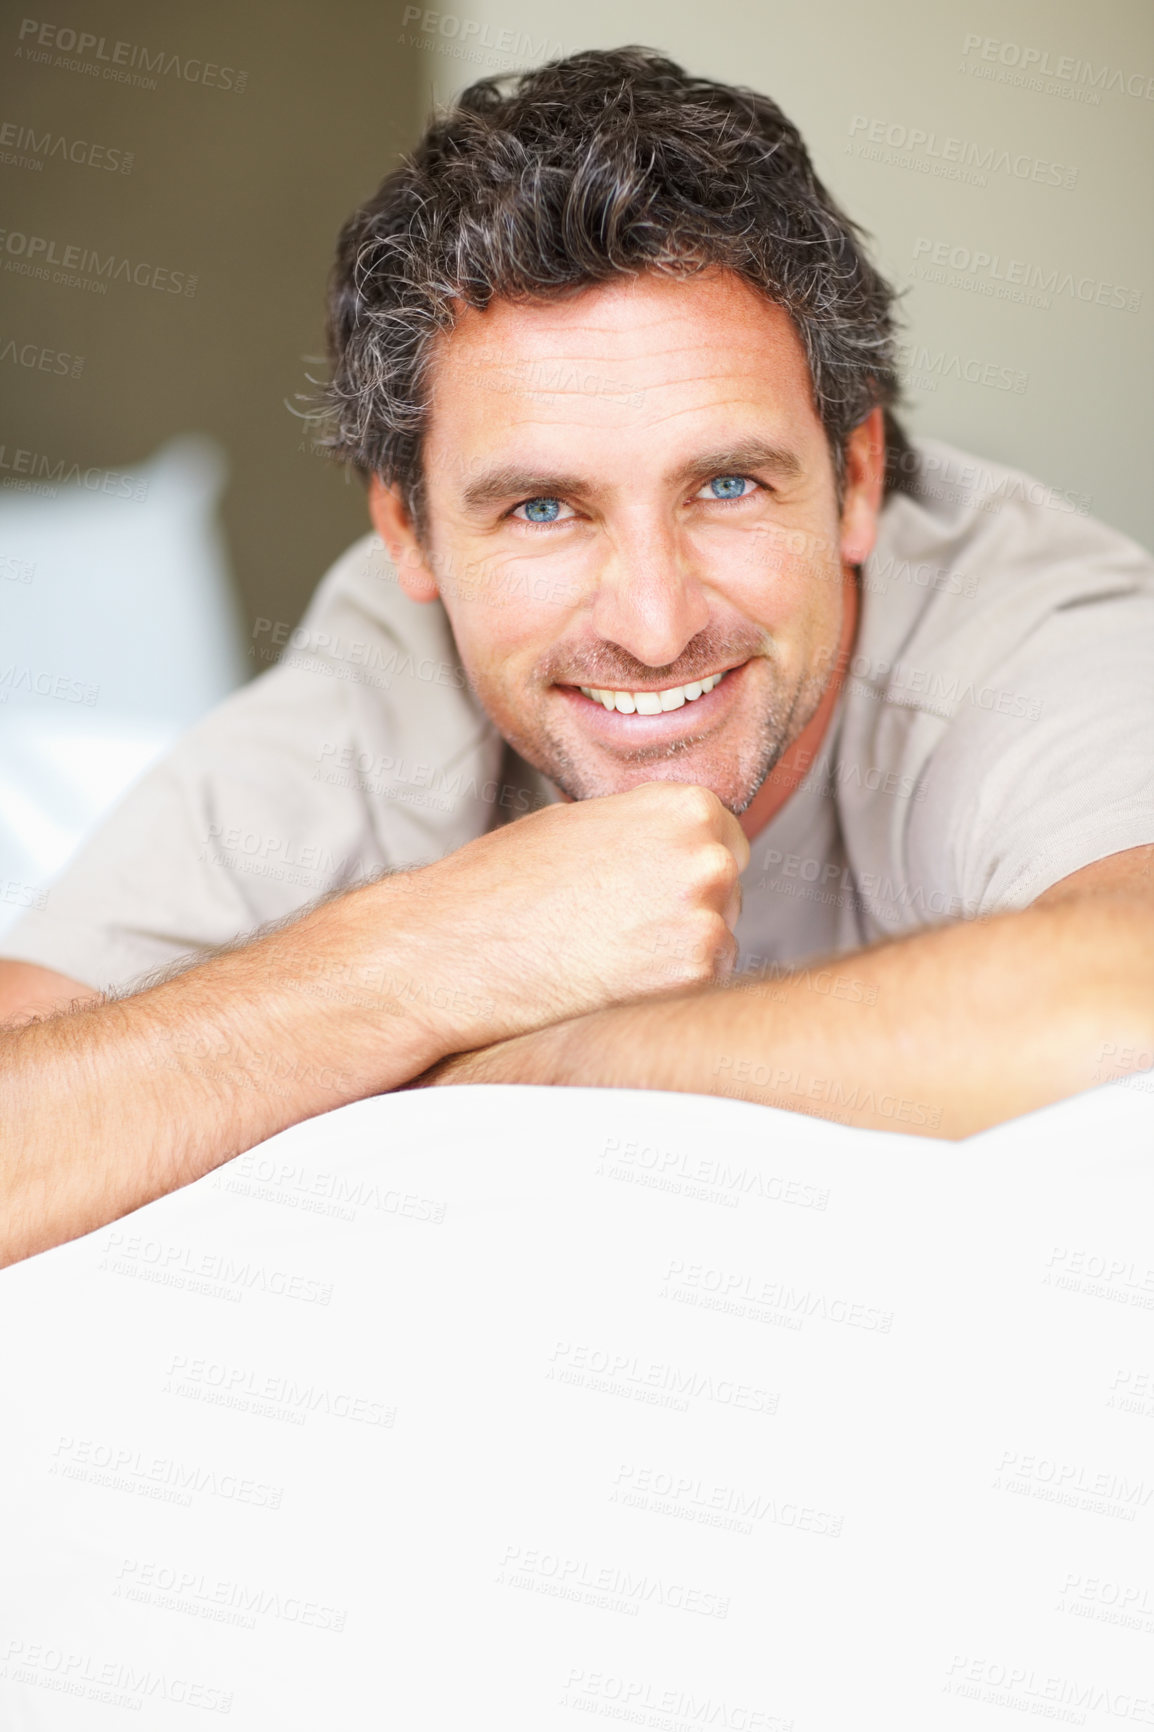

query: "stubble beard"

left=483, top=655, right=827, bottom=816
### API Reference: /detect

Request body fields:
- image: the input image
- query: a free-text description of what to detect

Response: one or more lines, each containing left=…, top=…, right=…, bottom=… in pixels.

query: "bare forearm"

left=0, top=881, right=449, bottom=1266
left=441, top=893, right=1154, bottom=1139
left=0, top=780, right=759, bottom=1264
left=714, top=896, right=1154, bottom=1135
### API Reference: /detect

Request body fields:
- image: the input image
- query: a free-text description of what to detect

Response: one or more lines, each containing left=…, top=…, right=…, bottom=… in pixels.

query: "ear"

left=367, top=474, right=440, bottom=603
left=839, top=406, right=886, bottom=570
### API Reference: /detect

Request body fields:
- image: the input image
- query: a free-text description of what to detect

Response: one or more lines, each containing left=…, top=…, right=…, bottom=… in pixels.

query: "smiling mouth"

left=571, top=667, right=735, bottom=715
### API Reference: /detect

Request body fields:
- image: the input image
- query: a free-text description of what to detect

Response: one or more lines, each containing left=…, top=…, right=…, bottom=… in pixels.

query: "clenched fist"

left=385, top=779, right=750, bottom=1053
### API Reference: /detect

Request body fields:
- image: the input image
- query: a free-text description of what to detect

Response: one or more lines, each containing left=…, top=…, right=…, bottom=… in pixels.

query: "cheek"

left=703, top=529, right=841, bottom=634
left=439, top=590, right=567, bottom=687
left=431, top=527, right=585, bottom=622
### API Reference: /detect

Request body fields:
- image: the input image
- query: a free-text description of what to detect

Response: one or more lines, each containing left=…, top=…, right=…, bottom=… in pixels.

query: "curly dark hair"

left=320, top=45, right=911, bottom=529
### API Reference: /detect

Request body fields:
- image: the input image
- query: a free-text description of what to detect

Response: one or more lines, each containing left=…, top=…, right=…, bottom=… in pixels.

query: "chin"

left=547, top=749, right=770, bottom=814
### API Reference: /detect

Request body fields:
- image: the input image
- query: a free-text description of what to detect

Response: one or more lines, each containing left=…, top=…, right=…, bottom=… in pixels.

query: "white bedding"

left=2, top=1079, right=1153, bottom=1729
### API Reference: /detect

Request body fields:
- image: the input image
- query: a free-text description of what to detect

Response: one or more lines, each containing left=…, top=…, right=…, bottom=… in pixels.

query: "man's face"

left=375, top=270, right=877, bottom=815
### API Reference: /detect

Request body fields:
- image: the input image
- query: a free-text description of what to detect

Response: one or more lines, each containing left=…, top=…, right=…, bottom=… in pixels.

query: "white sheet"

left=2, top=1079, right=1153, bottom=1729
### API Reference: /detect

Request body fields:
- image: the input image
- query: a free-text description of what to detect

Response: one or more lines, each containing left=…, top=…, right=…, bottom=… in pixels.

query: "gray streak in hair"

left=317, top=46, right=914, bottom=530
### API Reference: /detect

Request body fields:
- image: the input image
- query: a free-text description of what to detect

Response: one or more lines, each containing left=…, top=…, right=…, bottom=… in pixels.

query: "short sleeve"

left=0, top=662, right=388, bottom=991
left=0, top=535, right=506, bottom=993
left=908, top=588, right=1154, bottom=915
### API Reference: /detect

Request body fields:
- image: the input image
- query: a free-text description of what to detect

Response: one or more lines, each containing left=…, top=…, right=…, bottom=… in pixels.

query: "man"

left=3, top=47, right=1153, bottom=1267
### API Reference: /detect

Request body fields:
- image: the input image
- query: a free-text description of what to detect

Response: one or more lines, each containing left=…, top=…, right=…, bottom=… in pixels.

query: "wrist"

left=524, top=1005, right=623, bottom=1089
left=279, top=868, right=516, bottom=1085
left=353, top=866, right=522, bottom=1058
left=276, top=879, right=441, bottom=1084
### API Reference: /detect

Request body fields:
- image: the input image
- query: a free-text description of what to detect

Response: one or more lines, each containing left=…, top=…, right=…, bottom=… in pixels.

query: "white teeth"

left=577, top=671, right=726, bottom=712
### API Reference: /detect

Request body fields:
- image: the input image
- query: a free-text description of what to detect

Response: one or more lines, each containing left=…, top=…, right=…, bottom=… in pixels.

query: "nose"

left=589, top=517, right=711, bottom=669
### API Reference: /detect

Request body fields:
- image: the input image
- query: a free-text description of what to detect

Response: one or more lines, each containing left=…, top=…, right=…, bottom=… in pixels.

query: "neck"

left=738, top=563, right=859, bottom=842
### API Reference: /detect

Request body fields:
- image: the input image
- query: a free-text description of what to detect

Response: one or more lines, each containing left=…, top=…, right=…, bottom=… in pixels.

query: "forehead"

left=423, top=270, right=822, bottom=461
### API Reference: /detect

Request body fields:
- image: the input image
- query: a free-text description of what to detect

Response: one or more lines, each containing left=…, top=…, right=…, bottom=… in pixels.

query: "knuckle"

left=669, top=910, right=731, bottom=982
left=677, top=783, right=720, bottom=824
left=695, top=841, right=739, bottom=893
left=647, top=780, right=716, bottom=825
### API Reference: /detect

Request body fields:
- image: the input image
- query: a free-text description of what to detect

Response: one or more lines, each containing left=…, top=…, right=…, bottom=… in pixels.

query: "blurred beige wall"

left=2, top=0, right=432, bottom=634
left=416, top=0, right=1154, bottom=550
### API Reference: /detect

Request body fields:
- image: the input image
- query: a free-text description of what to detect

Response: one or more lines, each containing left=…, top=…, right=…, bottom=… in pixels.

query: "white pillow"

left=0, top=435, right=247, bottom=936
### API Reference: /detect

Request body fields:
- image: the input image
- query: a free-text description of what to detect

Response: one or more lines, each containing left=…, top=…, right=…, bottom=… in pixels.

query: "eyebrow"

left=459, top=439, right=805, bottom=514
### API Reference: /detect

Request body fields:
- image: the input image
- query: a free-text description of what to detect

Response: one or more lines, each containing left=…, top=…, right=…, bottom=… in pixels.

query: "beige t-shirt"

left=5, top=437, right=1154, bottom=993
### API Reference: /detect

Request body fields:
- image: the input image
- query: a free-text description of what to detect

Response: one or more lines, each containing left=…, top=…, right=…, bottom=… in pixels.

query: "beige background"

left=3, top=0, right=1151, bottom=645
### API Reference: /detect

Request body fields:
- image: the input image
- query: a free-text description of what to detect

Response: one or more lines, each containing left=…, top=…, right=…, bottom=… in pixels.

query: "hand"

left=392, top=780, right=749, bottom=1056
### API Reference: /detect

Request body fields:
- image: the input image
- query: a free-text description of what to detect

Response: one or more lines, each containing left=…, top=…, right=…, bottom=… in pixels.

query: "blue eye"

left=520, top=497, right=561, bottom=522
left=708, top=475, right=750, bottom=499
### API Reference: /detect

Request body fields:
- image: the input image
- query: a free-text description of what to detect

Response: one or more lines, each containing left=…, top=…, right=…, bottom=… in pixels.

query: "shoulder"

left=170, top=531, right=492, bottom=768
left=833, top=440, right=1154, bottom=924
left=855, top=437, right=1154, bottom=717
left=876, top=435, right=1153, bottom=602
left=251, top=530, right=464, bottom=671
